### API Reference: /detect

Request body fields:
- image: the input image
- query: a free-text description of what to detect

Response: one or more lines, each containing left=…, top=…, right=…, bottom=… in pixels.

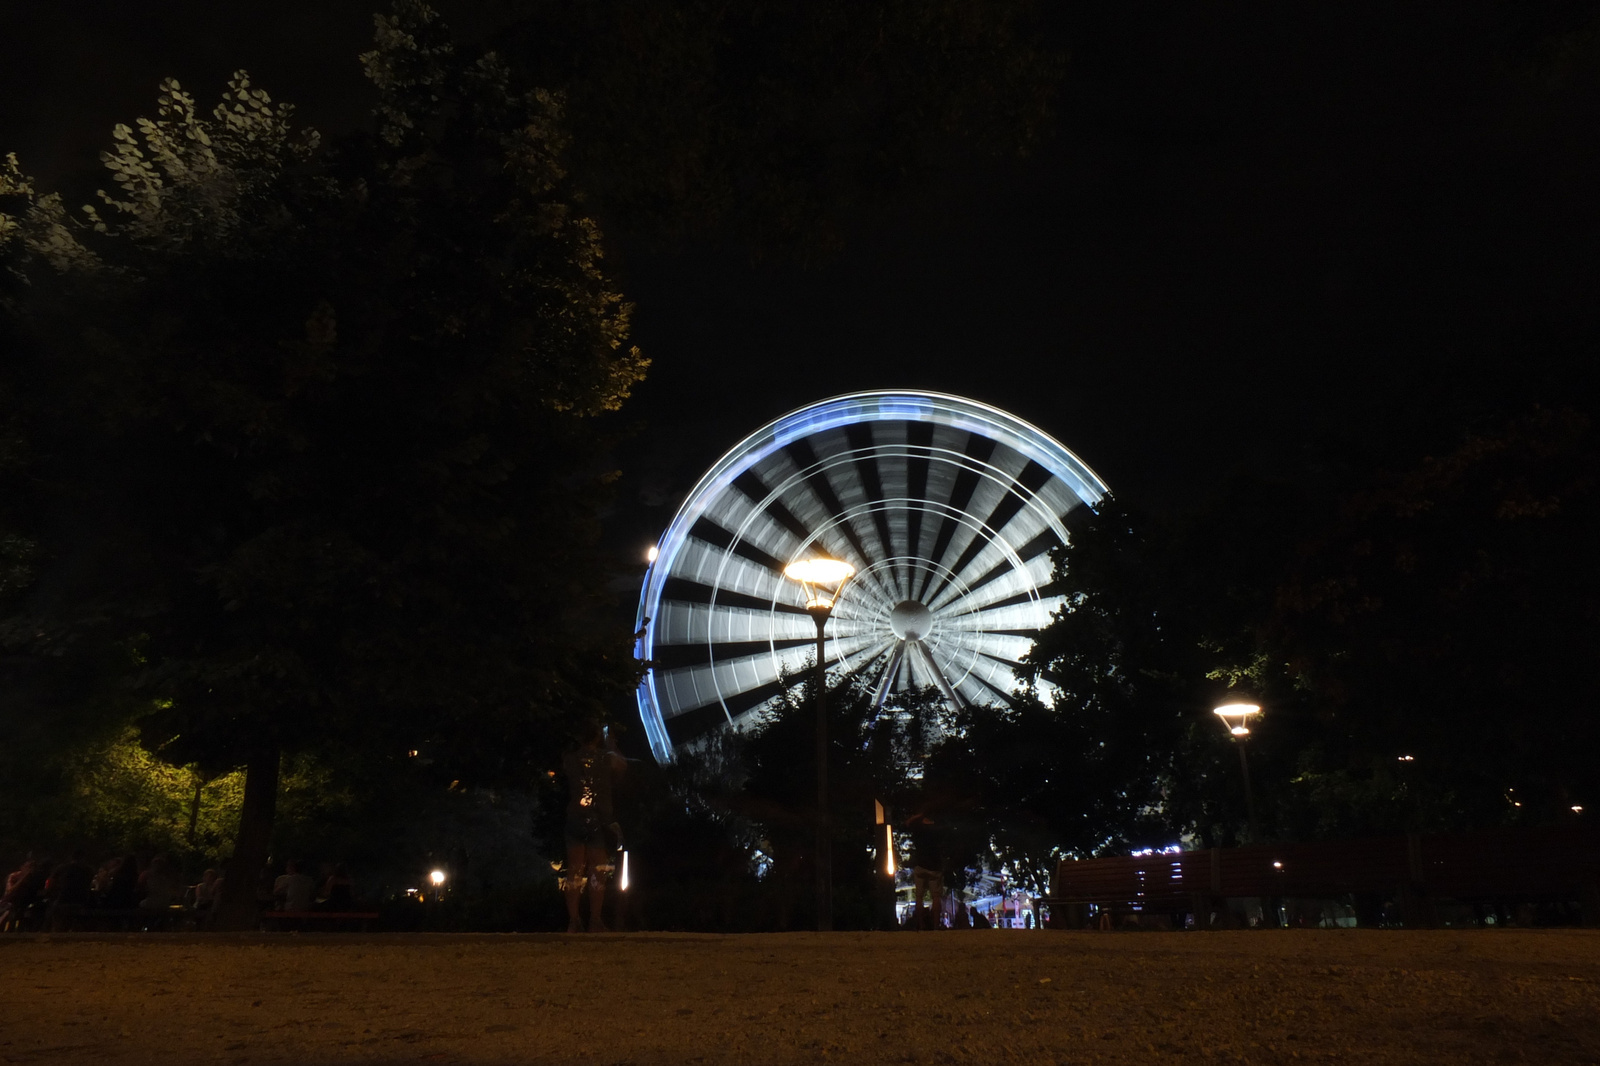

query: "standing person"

left=559, top=720, right=626, bottom=933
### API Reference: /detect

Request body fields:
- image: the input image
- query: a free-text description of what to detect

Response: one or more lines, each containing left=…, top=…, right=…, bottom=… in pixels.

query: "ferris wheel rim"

left=635, top=390, right=1108, bottom=762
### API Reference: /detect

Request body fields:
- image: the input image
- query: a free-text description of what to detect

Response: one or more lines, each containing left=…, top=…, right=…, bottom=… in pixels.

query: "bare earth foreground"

left=2, top=931, right=1598, bottom=1065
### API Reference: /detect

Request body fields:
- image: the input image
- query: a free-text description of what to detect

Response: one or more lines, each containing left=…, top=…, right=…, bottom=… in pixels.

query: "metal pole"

left=813, top=609, right=832, bottom=931
left=1238, top=741, right=1259, bottom=844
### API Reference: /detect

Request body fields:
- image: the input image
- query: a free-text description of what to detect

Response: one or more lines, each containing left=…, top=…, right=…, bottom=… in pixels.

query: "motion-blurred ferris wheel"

left=634, top=391, right=1107, bottom=763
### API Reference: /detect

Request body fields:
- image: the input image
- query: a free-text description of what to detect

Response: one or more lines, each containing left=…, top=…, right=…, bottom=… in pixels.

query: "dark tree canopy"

left=1, top=2, right=646, bottom=923
left=479, top=0, right=1061, bottom=249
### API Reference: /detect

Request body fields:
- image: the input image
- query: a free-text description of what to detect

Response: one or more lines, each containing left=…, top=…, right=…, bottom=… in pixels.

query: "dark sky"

left=6, top=0, right=1599, bottom=561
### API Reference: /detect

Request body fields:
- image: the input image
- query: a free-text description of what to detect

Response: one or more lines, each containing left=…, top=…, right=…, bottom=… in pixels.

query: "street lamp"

left=1213, top=702, right=1262, bottom=843
left=784, top=554, right=855, bottom=931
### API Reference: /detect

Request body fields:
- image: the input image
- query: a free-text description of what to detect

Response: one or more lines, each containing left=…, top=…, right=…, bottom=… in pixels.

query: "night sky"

left=7, top=0, right=1598, bottom=560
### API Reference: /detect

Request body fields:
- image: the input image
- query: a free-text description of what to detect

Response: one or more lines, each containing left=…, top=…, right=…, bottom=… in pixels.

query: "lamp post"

left=1213, top=702, right=1262, bottom=844
left=783, top=554, right=855, bottom=932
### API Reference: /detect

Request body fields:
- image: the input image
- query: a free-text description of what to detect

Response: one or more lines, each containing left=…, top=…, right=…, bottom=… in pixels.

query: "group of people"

left=0, top=852, right=359, bottom=931
left=271, top=860, right=357, bottom=913
left=0, top=852, right=215, bottom=930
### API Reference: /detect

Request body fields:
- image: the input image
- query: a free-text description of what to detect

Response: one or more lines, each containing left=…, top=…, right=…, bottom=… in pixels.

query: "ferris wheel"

left=634, top=390, right=1107, bottom=762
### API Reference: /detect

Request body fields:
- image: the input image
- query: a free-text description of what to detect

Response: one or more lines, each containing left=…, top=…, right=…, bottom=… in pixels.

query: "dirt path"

left=2, top=930, right=1597, bottom=1064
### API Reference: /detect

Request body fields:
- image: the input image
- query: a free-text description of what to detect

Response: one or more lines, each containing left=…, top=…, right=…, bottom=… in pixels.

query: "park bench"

left=261, top=910, right=379, bottom=932
left=48, top=904, right=194, bottom=932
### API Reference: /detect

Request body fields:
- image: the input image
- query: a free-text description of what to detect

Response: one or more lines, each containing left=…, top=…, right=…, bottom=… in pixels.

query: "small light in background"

left=1574, top=806, right=1585, bottom=814
left=620, top=851, right=630, bottom=891
left=1272, top=861, right=1283, bottom=870
left=647, top=545, right=659, bottom=564
left=1397, top=755, right=1415, bottom=762
left=430, top=869, right=446, bottom=887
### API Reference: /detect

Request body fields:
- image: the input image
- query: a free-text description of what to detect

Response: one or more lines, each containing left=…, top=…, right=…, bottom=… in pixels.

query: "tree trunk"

left=186, top=777, right=203, bottom=847
left=210, top=746, right=280, bottom=931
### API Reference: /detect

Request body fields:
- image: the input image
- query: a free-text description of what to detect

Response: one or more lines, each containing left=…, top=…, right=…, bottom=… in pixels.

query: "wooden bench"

left=261, top=910, right=379, bottom=932
left=49, top=905, right=194, bottom=932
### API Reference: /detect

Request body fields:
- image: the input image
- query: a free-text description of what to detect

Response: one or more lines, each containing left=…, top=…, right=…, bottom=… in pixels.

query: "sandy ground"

left=1, top=930, right=1597, bottom=1065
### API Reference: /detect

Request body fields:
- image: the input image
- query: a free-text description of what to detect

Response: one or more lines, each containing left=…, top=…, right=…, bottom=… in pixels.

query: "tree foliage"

left=1278, top=408, right=1600, bottom=829
left=0, top=2, right=646, bottom=918
left=485, top=0, right=1063, bottom=249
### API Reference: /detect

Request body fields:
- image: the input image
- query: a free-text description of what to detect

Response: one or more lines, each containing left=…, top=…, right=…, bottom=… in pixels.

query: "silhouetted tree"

left=0, top=2, right=645, bottom=927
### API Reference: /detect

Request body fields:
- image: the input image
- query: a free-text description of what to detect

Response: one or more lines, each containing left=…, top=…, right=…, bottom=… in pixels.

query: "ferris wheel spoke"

left=656, top=602, right=814, bottom=648
left=782, top=436, right=872, bottom=561
left=915, top=434, right=993, bottom=603
left=922, top=452, right=1034, bottom=607
left=957, top=662, right=1016, bottom=705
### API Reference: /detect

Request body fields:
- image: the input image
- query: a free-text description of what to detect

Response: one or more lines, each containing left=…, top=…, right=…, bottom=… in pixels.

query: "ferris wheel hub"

left=888, top=600, right=934, bottom=642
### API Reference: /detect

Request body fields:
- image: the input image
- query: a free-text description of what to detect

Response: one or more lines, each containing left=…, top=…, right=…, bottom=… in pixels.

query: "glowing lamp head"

left=429, top=869, right=446, bottom=887
left=1213, top=702, right=1262, bottom=737
left=646, top=544, right=659, bottom=564
left=783, top=556, right=855, bottom=612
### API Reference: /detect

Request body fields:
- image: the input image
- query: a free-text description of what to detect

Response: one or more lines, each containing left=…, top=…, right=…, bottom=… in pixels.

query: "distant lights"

left=1397, top=755, right=1415, bottom=762
left=1272, top=861, right=1283, bottom=870
left=646, top=544, right=659, bottom=564
left=430, top=869, right=446, bottom=887
left=1574, top=806, right=1585, bottom=814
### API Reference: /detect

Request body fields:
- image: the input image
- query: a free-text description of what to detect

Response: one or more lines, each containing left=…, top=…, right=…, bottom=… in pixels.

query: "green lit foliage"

left=63, top=727, right=246, bottom=860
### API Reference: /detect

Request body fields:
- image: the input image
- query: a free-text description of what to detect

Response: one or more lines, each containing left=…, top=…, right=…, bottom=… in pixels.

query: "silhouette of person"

left=560, top=720, right=626, bottom=932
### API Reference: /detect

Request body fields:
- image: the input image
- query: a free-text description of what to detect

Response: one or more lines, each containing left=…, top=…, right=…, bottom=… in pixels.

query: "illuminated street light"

left=784, top=553, right=855, bottom=931
left=1213, top=702, right=1262, bottom=843
left=646, top=544, right=659, bottom=564
left=1213, top=702, right=1262, bottom=737
left=783, top=557, right=855, bottom=610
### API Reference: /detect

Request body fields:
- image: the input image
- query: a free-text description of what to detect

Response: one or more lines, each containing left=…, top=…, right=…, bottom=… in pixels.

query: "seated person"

left=320, top=864, right=356, bottom=910
left=192, top=869, right=222, bottom=913
left=45, top=853, right=94, bottom=907
left=139, top=854, right=186, bottom=910
left=273, top=860, right=316, bottom=912
left=104, top=856, right=140, bottom=909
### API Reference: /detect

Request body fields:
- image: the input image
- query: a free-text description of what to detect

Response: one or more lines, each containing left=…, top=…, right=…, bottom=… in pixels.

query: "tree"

left=483, top=0, right=1063, bottom=249
left=1277, top=407, right=1600, bottom=831
left=992, top=485, right=1318, bottom=859
left=1, top=2, right=645, bottom=927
